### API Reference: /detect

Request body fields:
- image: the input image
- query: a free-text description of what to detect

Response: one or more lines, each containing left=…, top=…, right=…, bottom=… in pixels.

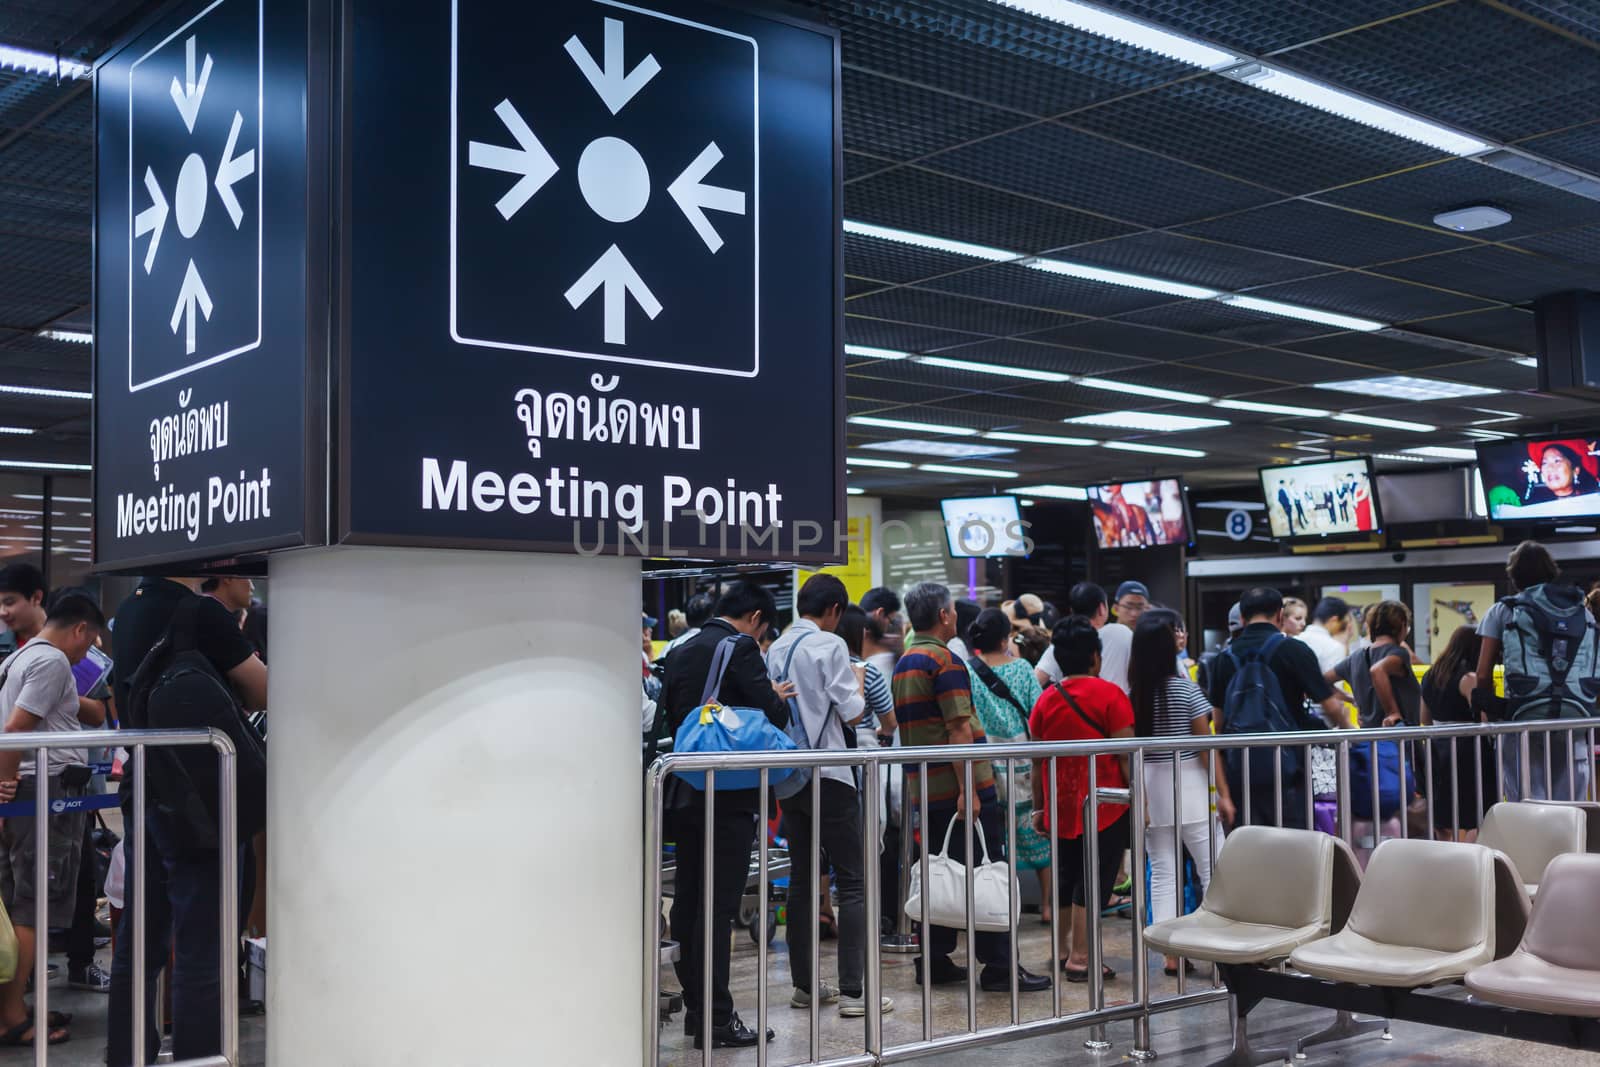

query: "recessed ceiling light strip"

left=0, top=43, right=90, bottom=80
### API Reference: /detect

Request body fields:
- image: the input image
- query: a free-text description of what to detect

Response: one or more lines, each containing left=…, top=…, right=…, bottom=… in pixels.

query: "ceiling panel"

left=1114, top=298, right=1338, bottom=346
left=1516, top=122, right=1600, bottom=175
left=1280, top=1, right=1600, bottom=143
left=1311, top=157, right=1595, bottom=240
left=1184, top=348, right=1375, bottom=383
left=916, top=261, right=1174, bottom=317
left=1373, top=245, right=1600, bottom=306
left=924, top=337, right=1151, bottom=375
left=842, top=318, right=986, bottom=353
left=1026, top=318, right=1244, bottom=360
left=841, top=67, right=1025, bottom=161
left=1175, top=199, right=1470, bottom=267
left=1402, top=306, right=1539, bottom=353
left=1512, top=224, right=1600, bottom=269
left=847, top=285, right=1083, bottom=336
left=1089, top=0, right=1438, bottom=56
left=1284, top=331, right=1513, bottom=371
left=1242, top=271, right=1498, bottom=324
left=1060, top=231, right=1323, bottom=290
left=843, top=231, right=985, bottom=285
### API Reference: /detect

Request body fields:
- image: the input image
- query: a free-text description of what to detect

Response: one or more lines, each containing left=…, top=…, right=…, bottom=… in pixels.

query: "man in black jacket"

left=661, top=581, right=792, bottom=1050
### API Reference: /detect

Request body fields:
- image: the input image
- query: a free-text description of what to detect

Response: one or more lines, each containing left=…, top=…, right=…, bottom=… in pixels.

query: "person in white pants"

left=1127, top=610, right=1234, bottom=975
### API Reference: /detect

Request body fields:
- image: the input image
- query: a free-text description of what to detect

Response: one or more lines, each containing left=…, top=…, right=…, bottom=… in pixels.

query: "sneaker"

left=69, top=961, right=111, bottom=993
left=839, top=994, right=894, bottom=1018
left=790, top=982, right=840, bottom=1008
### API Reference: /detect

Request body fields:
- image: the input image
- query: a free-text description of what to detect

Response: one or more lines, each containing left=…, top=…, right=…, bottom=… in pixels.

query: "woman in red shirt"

left=1030, top=616, right=1134, bottom=982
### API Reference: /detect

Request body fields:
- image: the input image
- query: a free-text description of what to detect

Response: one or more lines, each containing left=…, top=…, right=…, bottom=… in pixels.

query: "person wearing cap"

left=1112, top=581, right=1149, bottom=630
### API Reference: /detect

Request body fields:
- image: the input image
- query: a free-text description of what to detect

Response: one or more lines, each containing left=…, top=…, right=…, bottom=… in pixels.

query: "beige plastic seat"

left=1478, top=801, right=1586, bottom=895
left=1467, top=852, right=1600, bottom=1016
left=1290, top=838, right=1528, bottom=988
left=1527, top=800, right=1600, bottom=855
left=1144, top=826, right=1359, bottom=965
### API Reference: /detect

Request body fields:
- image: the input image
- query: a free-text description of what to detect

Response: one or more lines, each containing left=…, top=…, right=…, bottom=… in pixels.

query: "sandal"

left=26, top=1010, right=71, bottom=1028
left=1164, top=960, right=1198, bottom=978
left=0, top=1019, right=69, bottom=1046
left=1060, top=962, right=1115, bottom=983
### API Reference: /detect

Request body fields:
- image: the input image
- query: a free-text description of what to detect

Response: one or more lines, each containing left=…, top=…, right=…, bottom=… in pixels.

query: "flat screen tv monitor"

left=1086, top=478, right=1190, bottom=549
left=1477, top=436, right=1600, bottom=522
left=940, top=496, right=1027, bottom=557
left=1258, top=457, right=1381, bottom=540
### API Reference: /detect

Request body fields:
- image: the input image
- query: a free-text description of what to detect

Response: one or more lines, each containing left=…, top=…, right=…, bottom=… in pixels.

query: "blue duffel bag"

left=1349, top=738, right=1415, bottom=820
left=673, top=635, right=799, bottom=791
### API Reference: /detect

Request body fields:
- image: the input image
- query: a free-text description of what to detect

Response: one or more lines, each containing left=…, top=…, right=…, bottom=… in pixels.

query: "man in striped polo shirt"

left=893, top=582, right=1051, bottom=994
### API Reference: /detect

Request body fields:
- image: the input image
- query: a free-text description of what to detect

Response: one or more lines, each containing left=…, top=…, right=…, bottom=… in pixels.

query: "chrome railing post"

left=1422, top=738, right=1435, bottom=841
left=644, top=766, right=664, bottom=1067
left=1567, top=725, right=1577, bottom=801
left=1337, top=740, right=1352, bottom=846
left=1272, top=744, right=1282, bottom=828
left=1543, top=730, right=1554, bottom=800
left=1171, top=751, right=1185, bottom=997
left=33, top=747, right=46, bottom=1067
left=218, top=735, right=240, bottom=1066
left=1130, top=749, right=1155, bottom=1061
left=700, top=770, right=714, bottom=1067
left=919, top=762, right=931, bottom=1044
left=1084, top=755, right=1109, bottom=1052
left=757, top=768, right=769, bottom=1067
left=963, top=762, right=977, bottom=1035
left=1048, top=756, right=1061, bottom=1021
left=133, top=743, right=148, bottom=1067
left=810, top=768, right=822, bottom=1059
left=1241, top=747, right=1251, bottom=827
left=1369, top=740, right=1382, bottom=850
left=1005, top=756, right=1019, bottom=1026
left=864, top=759, right=883, bottom=1059
left=1303, top=744, right=1313, bottom=833
left=1474, top=733, right=1485, bottom=825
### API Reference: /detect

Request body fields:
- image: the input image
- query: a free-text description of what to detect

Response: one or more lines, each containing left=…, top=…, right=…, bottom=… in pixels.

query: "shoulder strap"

left=697, top=635, right=744, bottom=708
left=969, top=657, right=1030, bottom=733
left=1053, top=681, right=1106, bottom=740
left=778, top=630, right=811, bottom=681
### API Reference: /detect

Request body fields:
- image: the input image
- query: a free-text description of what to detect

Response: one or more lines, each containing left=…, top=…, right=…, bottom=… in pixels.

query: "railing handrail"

left=649, top=716, right=1594, bottom=775
left=0, top=727, right=230, bottom=751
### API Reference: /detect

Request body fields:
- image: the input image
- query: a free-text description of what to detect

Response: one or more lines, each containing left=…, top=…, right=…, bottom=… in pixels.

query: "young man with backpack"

left=1206, top=587, right=1349, bottom=829
left=1476, top=540, right=1598, bottom=802
left=106, top=577, right=267, bottom=1067
left=659, top=580, right=793, bottom=1050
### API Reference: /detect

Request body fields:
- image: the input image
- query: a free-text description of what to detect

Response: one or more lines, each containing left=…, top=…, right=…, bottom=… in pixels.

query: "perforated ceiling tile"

left=847, top=399, right=994, bottom=433
left=917, top=261, right=1171, bottom=318
left=845, top=376, right=981, bottom=407
left=1060, top=231, right=1321, bottom=291
left=1175, top=199, right=1469, bottom=268
left=802, top=0, right=1192, bottom=118
left=1515, top=123, right=1600, bottom=175
left=846, top=166, right=1137, bottom=252
left=844, top=150, right=892, bottom=183
left=1400, top=307, right=1538, bottom=354
left=0, top=233, right=87, bottom=281
left=1312, top=158, right=1593, bottom=241
left=1243, top=271, right=1496, bottom=324
left=1027, top=318, right=1240, bottom=360
left=1116, top=298, right=1335, bottom=346
left=843, top=319, right=987, bottom=353
left=925, top=121, right=1277, bottom=227
left=846, top=277, right=887, bottom=297
left=1066, top=76, right=1445, bottom=196
left=1420, top=358, right=1538, bottom=393
left=1185, top=348, right=1369, bottom=383
left=842, top=67, right=1027, bottom=161
left=1374, top=245, right=1600, bottom=306
left=927, top=336, right=1151, bottom=375
left=1285, top=332, right=1503, bottom=371
left=1090, top=0, right=1438, bottom=56
left=843, top=231, right=989, bottom=286
left=1513, top=225, right=1600, bottom=269
left=1281, top=2, right=1600, bottom=143
left=850, top=285, right=1083, bottom=337
left=0, top=196, right=88, bottom=242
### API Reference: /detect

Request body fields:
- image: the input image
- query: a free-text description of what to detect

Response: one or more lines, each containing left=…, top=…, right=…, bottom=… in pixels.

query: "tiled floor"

left=654, top=910, right=1600, bottom=1066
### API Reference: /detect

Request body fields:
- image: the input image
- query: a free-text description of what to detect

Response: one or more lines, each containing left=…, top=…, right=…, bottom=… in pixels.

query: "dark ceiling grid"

left=913, top=261, right=1176, bottom=317
left=1514, top=120, right=1600, bottom=173
left=1373, top=243, right=1600, bottom=305
left=1090, top=0, right=1445, bottom=57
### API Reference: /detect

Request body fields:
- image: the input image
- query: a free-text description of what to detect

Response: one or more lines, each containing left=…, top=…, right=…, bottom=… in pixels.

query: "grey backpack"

left=1501, top=582, right=1600, bottom=721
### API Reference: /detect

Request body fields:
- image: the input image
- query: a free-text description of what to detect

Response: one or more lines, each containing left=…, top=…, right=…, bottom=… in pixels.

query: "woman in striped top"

left=1128, top=610, right=1233, bottom=976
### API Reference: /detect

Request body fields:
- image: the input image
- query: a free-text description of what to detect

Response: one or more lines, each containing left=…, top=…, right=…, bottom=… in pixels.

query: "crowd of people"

left=649, top=536, right=1600, bottom=1049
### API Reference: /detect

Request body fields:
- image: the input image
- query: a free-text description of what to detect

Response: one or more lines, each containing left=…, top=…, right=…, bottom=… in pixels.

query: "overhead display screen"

left=1259, top=457, right=1381, bottom=539
left=1087, top=479, right=1189, bottom=549
left=1478, top=436, right=1600, bottom=521
left=940, top=496, right=1026, bottom=557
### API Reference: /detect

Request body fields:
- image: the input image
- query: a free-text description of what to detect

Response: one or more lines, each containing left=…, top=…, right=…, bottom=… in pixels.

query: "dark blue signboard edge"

left=330, top=0, right=848, bottom=566
left=89, top=0, right=331, bottom=575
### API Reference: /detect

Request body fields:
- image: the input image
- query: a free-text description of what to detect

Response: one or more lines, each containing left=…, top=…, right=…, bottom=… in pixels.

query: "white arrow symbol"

left=169, top=259, right=214, bottom=355
left=214, top=110, right=255, bottom=228
left=564, top=245, right=662, bottom=345
left=468, top=99, right=559, bottom=220
left=667, top=142, right=747, bottom=253
left=134, top=166, right=168, bottom=274
left=564, top=18, right=660, bottom=116
left=168, top=36, right=213, bottom=134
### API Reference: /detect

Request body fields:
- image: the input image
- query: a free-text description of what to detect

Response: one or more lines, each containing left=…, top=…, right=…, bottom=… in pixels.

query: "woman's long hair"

left=1128, top=609, right=1182, bottom=739
left=1431, top=625, right=1482, bottom=689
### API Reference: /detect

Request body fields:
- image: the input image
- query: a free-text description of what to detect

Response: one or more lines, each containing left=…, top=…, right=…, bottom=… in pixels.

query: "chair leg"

left=1205, top=997, right=1296, bottom=1067
left=1292, top=1010, right=1390, bottom=1058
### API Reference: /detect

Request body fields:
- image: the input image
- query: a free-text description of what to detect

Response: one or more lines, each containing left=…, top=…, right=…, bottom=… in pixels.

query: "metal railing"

left=643, top=715, right=1597, bottom=1066
left=0, top=728, right=240, bottom=1067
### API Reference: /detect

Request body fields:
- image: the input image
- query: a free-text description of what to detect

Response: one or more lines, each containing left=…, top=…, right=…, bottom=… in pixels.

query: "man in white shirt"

left=661, top=592, right=715, bottom=659
left=768, top=575, right=892, bottom=1019
left=1297, top=596, right=1351, bottom=674
left=1035, top=582, right=1133, bottom=693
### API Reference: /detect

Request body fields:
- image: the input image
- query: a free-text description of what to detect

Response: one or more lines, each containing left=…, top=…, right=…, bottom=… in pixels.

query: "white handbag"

left=903, top=817, right=1020, bottom=932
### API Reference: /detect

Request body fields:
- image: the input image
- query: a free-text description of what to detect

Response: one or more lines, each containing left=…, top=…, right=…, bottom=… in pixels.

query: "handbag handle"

left=936, top=812, right=993, bottom=866
left=697, top=635, right=743, bottom=708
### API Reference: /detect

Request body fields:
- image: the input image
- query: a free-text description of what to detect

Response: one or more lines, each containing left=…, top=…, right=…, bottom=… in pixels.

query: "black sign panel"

left=342, top=0, right=843, bottom=561
left=95, top=0, right=320, bottom=570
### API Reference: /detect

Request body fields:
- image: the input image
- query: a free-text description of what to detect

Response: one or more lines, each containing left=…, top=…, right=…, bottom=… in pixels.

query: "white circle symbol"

left=577, top=137, right=650, bottom=223
left=175, top=152, right=208, bottom=239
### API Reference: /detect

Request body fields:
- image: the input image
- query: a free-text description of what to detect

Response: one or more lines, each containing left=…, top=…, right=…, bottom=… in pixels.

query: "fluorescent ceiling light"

left=0, top=44, right=90, bottom=80
left=1464, top=428, right=1515, bottom=440
left=1373, top=453, right=1430, bottom=463
left=984, top=431, right=1096, bottom=446
left=1215, top=398, right=1331, bottom=417
left=1195, top=500, right=1265, bottom=511
left=845, top=456, right=913, bottom=469
left=916, top=356, right=1071, bottom=382
left=1105, top=441, right=1207, bottom=458
left=13, top=495, right=91, bottom=503
left=846, top=487, right=865, bottom=496
left=1064, top=410, right=1228, bottom=432
left=1512, top=357, right=1538, bottom=368
left=0, top=427, right=34, bottom=436
left=1025, top=257, right=1220, bottom=300
left=1220, top=63, right=1492, bottom=157
left=1219, top=294, right=1384, bottom=332
left=1314, top=375, right=1498, bottom=401
left=1330, top=412, right=1435, bottom=433
left=23, top=524, right=89, bottom=532
left=918, top=463, right=1019, bottom=479
left=1404, top=446, right=1477, bottom=460
left=861, top=439, right=1016, bottom=459
left=849, top=415, right=978, bottom=436
left=0, top=384, right=90, bottom=400
left=0, top=461, right=91, bottom=471
left=845, top=344, right=912, bottom=361
left=1556, top=526, right=1597, bottom=535
left=36, top=329, right=92, bottom=345
left=1008, top=484, right=1088, bottom=501
left=842, top=220, right=1017, bottom=262
left=992, top=0, right=1239, bottom=69
left=1076, top=377, right=1211, bottom=404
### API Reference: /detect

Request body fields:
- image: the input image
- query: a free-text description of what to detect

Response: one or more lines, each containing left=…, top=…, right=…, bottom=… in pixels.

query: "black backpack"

left=124, top=597, right=266, bottom=851
left=1220, top=633, right=1303, bottom=787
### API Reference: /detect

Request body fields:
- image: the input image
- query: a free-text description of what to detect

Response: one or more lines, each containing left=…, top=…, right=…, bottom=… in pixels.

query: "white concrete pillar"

left=265, top=546, right=642, bottom=1065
